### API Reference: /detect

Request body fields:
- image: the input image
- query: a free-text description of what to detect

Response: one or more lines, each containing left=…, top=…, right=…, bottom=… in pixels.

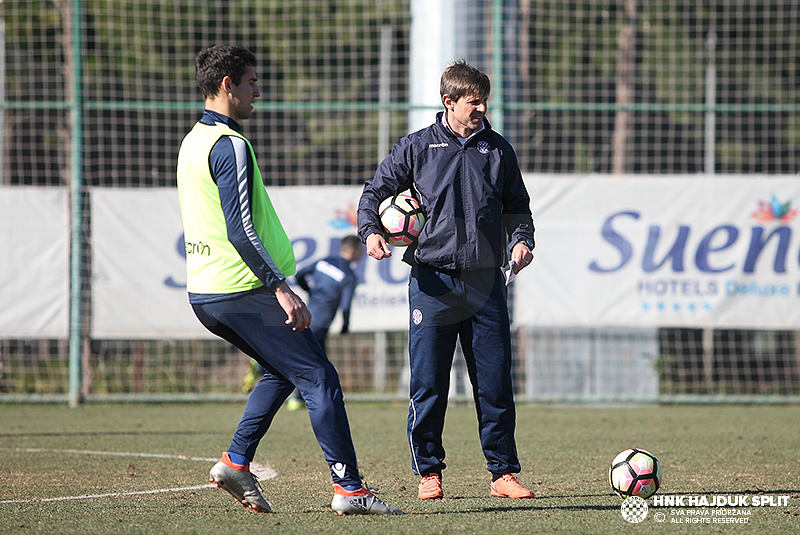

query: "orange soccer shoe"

left=490, top=474, right=535, bottom=499
left=418, top=473, right=444, bottom=500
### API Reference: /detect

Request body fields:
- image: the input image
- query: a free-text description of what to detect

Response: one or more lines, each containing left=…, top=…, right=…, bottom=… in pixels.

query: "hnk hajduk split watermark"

left=620, top=494, right=791, bottom=524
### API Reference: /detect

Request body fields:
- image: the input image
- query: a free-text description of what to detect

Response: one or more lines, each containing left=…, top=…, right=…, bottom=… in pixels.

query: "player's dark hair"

left=196, top=44, right=256, bottom=99
left=440, top=59, right=490, bottom=103
left=340, top=235, right=361, bottom=251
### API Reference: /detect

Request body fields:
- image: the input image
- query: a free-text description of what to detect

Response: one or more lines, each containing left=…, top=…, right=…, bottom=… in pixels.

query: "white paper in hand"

left=504, top=260, right=516, bottom=286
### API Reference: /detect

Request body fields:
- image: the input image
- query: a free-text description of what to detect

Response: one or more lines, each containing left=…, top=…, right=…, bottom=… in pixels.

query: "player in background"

left=177, top=44, right=402, bottom=516
left=296, top=235, right=363, bottom=352
left=284, top=235, right=363, bottom=408
left=245, top=235, right=363, bottom=409
left=357, top=60, right=536, bottom=501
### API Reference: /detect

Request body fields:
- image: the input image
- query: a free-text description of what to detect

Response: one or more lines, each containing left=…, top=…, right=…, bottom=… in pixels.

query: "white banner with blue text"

left=515, top=175, right=800, bottom=329
left=91, top=177, right=800, bottom=338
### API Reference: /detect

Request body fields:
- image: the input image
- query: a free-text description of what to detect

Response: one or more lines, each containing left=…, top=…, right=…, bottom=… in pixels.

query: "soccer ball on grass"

left=378, top=194, right=426, bottom=247
left=609, top=448, right=662, bottom=499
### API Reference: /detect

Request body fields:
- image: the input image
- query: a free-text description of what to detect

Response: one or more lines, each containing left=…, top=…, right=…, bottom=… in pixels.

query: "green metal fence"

left=2, top=0, right=799, bottom=403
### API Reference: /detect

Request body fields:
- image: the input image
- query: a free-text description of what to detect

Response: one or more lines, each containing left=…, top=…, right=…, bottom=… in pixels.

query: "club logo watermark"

left=620, top=496, right=648, bottom=523
left=620, top=494, right=791, bottom=524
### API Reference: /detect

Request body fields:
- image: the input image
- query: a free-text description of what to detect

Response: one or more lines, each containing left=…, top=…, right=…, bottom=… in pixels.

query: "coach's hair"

left=440, top=59, right=491, bottom=103
left=195, top=44, right=256, bottom=99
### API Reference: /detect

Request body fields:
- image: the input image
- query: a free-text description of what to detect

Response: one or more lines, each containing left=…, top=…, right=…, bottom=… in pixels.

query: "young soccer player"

left=177, top=44, right=402, bottom=516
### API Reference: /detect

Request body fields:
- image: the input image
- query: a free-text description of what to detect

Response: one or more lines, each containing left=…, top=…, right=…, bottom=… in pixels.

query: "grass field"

left=1, top=401, right=798, bottom=534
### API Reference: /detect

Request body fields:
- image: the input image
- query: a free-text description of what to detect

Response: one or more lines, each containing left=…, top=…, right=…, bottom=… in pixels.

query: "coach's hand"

left=511, top=242, right=534, bottom=274
left=366, top=233, right=392, bottom=260
left=275, top=280, right=312, bottom=331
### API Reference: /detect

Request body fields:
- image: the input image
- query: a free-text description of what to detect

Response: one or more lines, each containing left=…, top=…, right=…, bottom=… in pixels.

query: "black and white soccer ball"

left=609, top=448, right=663, bottom=499
left=378, top=194, right=426, bottom=247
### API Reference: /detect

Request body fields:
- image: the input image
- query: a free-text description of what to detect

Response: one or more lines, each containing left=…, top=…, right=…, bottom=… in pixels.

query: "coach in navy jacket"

left=357, top=60, right=536, bottom=501
left=357, top=116, right=533, bottom=270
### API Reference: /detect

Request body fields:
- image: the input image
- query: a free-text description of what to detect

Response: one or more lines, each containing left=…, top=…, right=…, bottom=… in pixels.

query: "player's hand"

left=511, top=242, right=534, bottom=274
left=366, top=233, right=392, bottom=260
left=275, top=281, right=312, bottom=331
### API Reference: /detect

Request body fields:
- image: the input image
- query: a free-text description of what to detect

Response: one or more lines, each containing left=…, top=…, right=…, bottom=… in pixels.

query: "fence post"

left=491, top=0, right=504, bottom=133
left=377, top=25, right=393, bottom=163
left=68, top=0, right=85, bottom=407
left=702, top=328, right=715, bottom=394
left=373, top=331, right=387, bottom=392
left=705, top=28, right=717, bottom=175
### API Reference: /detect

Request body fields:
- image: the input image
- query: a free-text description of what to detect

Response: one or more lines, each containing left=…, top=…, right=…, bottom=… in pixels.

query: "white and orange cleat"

left=331, top=484, right=404, bottom=515
left=209, top=452, right=272, bottom=513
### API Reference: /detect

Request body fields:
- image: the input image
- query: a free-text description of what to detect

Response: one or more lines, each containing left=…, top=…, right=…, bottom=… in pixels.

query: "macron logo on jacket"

left=428, top=142, right=449, bottom=148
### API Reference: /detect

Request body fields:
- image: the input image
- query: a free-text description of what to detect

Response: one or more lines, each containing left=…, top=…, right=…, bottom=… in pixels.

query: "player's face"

left=227, top=65, right=260, bottom=122
left=444, top=93, right=487, bottom=137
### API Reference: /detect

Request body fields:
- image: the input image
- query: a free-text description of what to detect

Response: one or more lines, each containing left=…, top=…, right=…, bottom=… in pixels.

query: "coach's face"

left=226, top=65, right=260, bottom=122
left=443, top=92, right=487, bottom=138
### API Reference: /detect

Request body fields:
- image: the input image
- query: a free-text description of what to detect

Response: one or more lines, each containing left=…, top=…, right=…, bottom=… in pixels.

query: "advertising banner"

left=515, top=176, right=800, bottom=329
left=0, top=187, right=69, bottom=338
left=91, top=187, right=410, bottom=338
left=91, top=177, right=800, bottom=338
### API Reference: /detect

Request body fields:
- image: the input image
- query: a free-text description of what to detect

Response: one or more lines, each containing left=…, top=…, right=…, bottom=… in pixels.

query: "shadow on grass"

left=396, top=493, right=623, bottom=514
left=472, top=503, right=621, bottom=513
left=442, top=493, right=610, bottom=500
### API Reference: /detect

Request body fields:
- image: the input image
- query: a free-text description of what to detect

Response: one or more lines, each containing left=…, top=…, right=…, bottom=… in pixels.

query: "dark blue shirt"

left=295, top=255, right=359, bottom=332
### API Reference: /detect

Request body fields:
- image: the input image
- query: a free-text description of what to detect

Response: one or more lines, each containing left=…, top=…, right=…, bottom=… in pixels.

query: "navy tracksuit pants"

left=407, top=264, right=521, bottom=477
left=191, top=289, right=361, bottom=488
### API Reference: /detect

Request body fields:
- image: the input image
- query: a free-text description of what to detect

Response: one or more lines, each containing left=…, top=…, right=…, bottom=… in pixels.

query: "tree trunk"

left=612, top=0, right=638, bottom=175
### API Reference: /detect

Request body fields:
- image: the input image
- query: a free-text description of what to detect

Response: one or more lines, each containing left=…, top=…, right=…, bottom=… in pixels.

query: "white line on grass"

left=9, top=447, right=219, bottom=462
left=0, top=447, right=277, bottom=504
left=0, top=484, right=216, bottom=504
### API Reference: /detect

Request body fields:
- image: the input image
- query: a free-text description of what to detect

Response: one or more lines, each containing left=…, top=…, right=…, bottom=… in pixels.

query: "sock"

left=227, top=452, right=250, bottom=467
left=333, top=483, right=367, bottom=495
left=491, top=473, right=503, bottom=482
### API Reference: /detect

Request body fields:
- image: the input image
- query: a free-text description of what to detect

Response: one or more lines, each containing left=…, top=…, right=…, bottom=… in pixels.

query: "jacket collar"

left=436, top=111, right=490, bottom=144
left=200, top=109, right=243, bottom=134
